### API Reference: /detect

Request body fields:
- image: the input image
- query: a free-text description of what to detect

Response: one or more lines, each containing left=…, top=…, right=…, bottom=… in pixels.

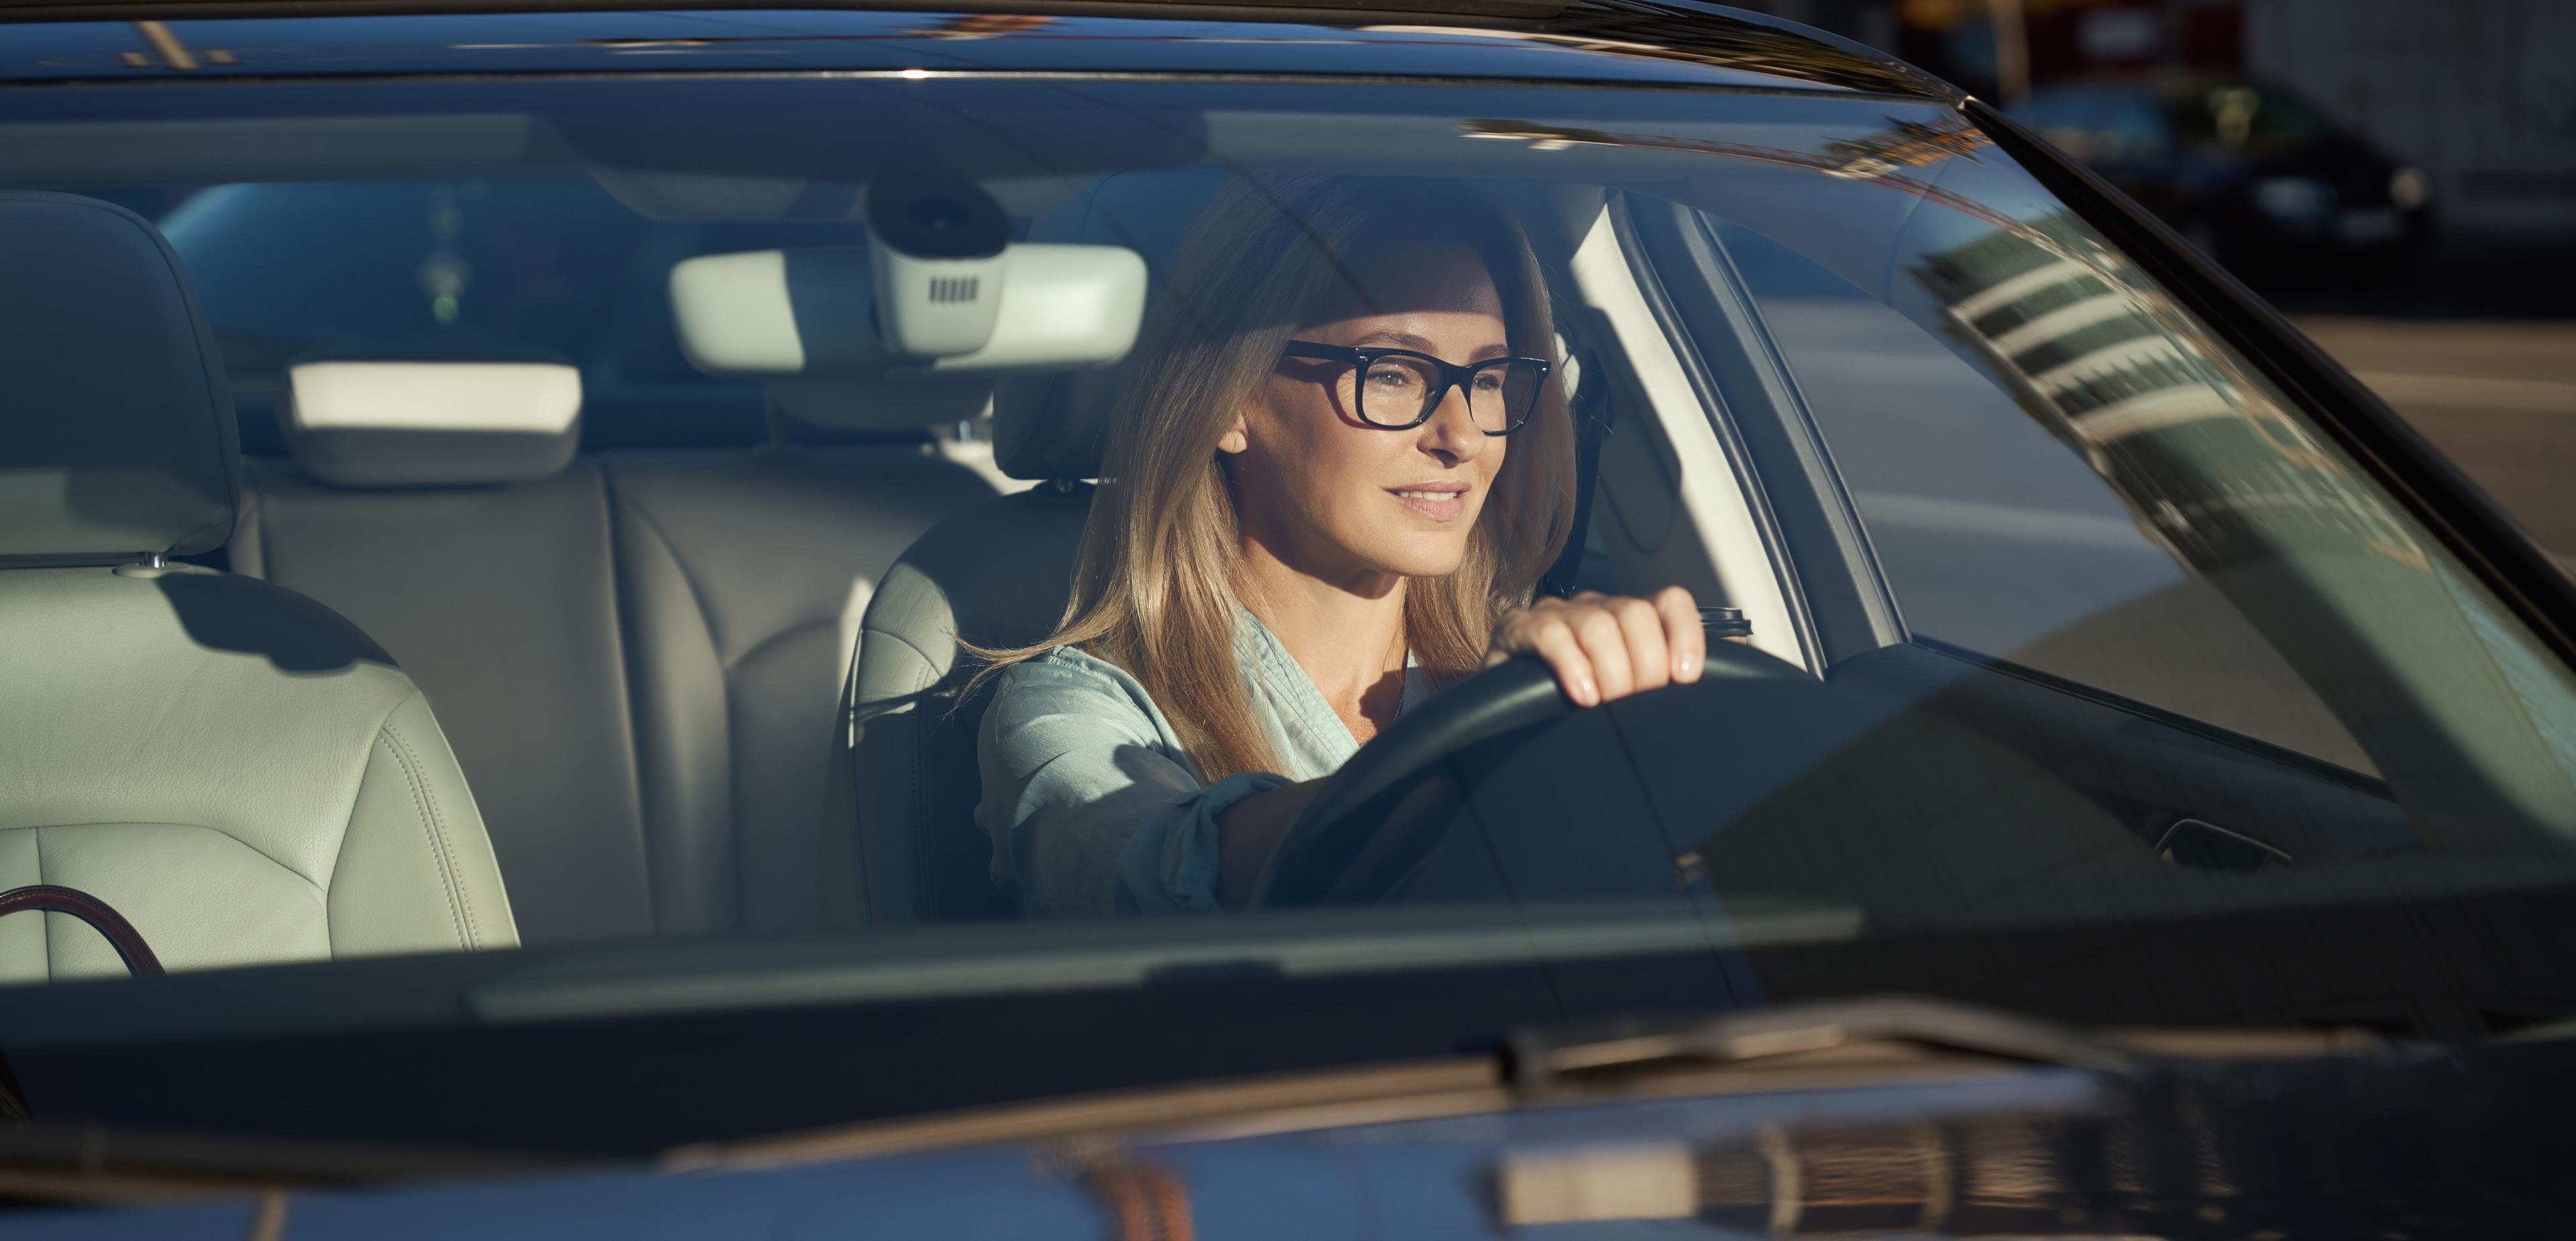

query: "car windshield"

left=5, top=13, right=2575, bottom=1151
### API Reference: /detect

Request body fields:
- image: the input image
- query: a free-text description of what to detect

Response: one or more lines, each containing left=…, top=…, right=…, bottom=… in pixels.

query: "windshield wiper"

left=0, top=1120, right=577, bottom=1207
left=1507, top=995, right=2138, bottom=1095
left=1495, top=997, right=2576, bottom=1236
left=672, top=996, right=2400, bottom=1177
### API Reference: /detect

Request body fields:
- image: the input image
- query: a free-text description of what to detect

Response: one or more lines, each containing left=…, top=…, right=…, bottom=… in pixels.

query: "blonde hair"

left=975, top=177, right=1576, bottom=780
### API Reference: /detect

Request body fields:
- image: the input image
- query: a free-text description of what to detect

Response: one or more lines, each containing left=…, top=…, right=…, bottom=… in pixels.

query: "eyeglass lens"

left=1350, top=356, right=1542, bottom=431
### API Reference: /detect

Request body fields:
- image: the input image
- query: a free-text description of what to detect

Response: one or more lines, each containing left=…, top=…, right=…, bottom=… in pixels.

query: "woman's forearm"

left=1214, top=777, right=1329, bottom=908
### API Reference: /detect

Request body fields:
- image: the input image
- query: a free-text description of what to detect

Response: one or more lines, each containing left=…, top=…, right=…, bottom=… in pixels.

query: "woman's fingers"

left=1610, top=594, right=1672, bottom=696
left=1574, top=606, right=1638, bottom=701
left=1517, top=610, right=1601, bottom=706
left=1491, top=587, right=1711, bottom=708
left=1654, top=584, right=1706, bottom=684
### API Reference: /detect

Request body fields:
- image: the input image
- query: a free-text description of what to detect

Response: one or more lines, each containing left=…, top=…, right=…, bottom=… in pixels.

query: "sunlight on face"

left=1224, top=247, right=1511, bottom=589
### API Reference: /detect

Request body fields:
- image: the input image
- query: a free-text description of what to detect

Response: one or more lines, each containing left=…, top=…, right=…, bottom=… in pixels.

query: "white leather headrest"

left=670, top=243, right=1146, bottom=379
left=0, top=192, right=237, bottom=561
left=991, top=169, right=1235, bottom=481
left=280, top=361, right=581, bottom=488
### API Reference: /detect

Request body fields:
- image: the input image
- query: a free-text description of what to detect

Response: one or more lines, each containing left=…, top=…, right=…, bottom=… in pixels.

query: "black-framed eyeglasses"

left=1280, top=341, right=1551, bottom=435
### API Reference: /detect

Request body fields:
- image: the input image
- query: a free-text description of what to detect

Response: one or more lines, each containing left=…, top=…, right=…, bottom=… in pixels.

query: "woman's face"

left=1222, top=246, right=1511, bottom=589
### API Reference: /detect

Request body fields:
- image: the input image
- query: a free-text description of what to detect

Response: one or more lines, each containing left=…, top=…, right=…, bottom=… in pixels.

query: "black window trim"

left=1597, top=191, right=1825, bottom=673
left=1617, top=191, right=1908, bottom=671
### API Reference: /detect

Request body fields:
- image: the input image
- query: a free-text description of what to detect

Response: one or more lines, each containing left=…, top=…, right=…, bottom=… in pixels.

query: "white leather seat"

left=600, top=377, right=997, bottom=933
left=235, top=360, right=653, bottom=944
left=0, top=193, right=518, bottom=981
left=235, top=360, right=996, bottom=940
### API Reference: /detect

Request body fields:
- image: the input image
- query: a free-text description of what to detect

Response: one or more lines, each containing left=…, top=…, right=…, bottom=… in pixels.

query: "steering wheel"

left=0, top=884, right=163, bottom=976
left=1246, top=639, right=1805, bottom=908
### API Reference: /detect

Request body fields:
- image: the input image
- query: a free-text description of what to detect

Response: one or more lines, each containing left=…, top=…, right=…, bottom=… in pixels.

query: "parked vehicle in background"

left=2010, top=74, right=2436, bottom=278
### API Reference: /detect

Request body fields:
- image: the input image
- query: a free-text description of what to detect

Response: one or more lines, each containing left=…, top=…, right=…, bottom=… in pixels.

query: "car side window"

left=1707, top=217, right=2379, bottom=775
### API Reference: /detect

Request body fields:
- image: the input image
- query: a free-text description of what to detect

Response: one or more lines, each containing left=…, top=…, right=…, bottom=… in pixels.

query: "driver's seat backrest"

left=842, top=168, right=1234, bottom=923
left=0, top=193, right=518, bottom=979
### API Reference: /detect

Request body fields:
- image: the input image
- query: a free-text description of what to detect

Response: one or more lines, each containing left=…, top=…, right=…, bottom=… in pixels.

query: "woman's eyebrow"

left=1351, top=330, right=1514, bottom=362
left=1350, top=330, right=1438, bottom=351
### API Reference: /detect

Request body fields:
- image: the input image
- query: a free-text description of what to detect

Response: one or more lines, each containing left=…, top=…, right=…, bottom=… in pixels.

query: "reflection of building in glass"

left=1820, top=118, right=1994, bottom=178
left=1464, top=115, right=1994, bottom=190
left=1911, top=215, right=2425, bottom=571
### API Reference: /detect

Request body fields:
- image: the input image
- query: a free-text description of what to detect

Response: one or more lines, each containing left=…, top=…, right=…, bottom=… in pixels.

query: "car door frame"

left=1612, top=192, right=1908, bottom=673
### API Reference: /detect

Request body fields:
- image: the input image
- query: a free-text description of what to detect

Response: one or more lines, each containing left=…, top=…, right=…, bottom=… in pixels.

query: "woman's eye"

left=1366, top=366, right=1420, bottom=389
left=1472, top=372, right=1505, bottom=392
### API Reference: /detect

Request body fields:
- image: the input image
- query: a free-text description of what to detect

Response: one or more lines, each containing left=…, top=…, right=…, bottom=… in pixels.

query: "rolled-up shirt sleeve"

left=976, top=654, right=1285, bottom=918
left=1118, top=770, right=1289, bottom=914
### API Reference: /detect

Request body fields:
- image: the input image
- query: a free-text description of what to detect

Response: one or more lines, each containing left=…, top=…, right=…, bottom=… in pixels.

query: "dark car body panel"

left=0, top=0, right=1952, bottom=97
left=15, top=1020, right=2576, bottom=1236
left=5, top=3, right=2576, bottom=1233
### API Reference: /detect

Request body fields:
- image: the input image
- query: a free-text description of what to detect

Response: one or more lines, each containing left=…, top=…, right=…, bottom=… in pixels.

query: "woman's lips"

left=1388, top=484, right=1470, bottom=521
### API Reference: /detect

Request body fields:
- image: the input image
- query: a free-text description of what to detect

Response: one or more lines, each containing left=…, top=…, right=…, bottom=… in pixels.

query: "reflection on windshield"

left=1915, top=213, right=2425, bottom=572
left=1911, top=208, right=2576, bottom=846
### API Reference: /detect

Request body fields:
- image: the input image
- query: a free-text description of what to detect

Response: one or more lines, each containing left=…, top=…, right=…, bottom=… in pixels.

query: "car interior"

left=2, top=152, right=1799, bottom=969
left=9, top=82, right=2576, bottom=989
left=0, top=191, right=519, bottom=982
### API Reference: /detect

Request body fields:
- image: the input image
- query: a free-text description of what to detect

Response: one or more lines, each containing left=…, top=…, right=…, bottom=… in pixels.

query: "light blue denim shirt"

left=975, top=614, right=1426, bottom=918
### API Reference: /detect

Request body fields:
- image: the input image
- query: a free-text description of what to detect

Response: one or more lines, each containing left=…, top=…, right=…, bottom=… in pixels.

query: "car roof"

left=0, top=0, right=1955, bottom=99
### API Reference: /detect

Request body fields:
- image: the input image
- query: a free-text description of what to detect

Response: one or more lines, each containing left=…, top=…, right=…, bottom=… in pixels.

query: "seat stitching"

left=380, top=724, right=472, bottom=949
left=13, top=822, right=325, bottom=898
left=857, top=625, right=949, bottom=697
left=607, top=470, right=729, bottom=932
left=731, top=616, right=847, bottom=679
left=612, top=486, right=729, bottom=665
left=377, top=717, right=475, bottom=950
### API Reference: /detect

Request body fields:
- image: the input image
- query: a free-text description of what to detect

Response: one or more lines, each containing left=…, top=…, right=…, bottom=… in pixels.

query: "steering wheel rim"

left=1247, top=639, right=1804, bottom=908
left=0, top=884, right=163, bottom=977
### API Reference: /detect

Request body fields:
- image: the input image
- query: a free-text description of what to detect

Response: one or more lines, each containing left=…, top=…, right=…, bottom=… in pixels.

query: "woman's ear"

left=1216, top=410, right=1250, bottom=456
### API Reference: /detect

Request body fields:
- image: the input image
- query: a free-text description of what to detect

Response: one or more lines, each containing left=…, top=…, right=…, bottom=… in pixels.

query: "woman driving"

left=975, top=178, right=1707, bottom=917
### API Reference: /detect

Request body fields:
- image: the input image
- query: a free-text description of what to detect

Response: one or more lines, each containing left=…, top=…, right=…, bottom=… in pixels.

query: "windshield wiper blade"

left=1510, top=997, right=2138, bottom=1093
left=0, top=1122, right=580, bottom=1205
left=1507, top=995, right=2433, bottom=1098
left=1497, top=999, right=2576, bottom=1237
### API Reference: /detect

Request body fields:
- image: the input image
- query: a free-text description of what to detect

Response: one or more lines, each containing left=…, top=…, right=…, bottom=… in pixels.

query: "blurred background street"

left=2277, top=236, right=2576, bottom=572
left=1748, top=0, right=2576, bottom=568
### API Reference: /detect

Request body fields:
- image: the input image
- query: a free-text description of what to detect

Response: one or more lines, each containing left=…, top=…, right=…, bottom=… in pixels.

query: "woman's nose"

left=1416, top=382, right=1488, bottom=464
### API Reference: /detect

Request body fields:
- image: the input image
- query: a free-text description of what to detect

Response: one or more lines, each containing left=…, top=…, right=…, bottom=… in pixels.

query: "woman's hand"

left=1485, top=586, right=1705, bottom=708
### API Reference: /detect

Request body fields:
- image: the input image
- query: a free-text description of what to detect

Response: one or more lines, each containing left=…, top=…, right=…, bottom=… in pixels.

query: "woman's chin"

left=1365, top=539, right=1472, bottom=582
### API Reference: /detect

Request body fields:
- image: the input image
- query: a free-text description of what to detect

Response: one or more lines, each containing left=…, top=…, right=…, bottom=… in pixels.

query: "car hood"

left=16, top=1016, right=2575, bottom=1237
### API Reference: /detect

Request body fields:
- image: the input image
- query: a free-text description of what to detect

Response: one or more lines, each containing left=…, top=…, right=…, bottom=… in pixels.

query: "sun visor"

left=671, top=242, right=1147, bottom=378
